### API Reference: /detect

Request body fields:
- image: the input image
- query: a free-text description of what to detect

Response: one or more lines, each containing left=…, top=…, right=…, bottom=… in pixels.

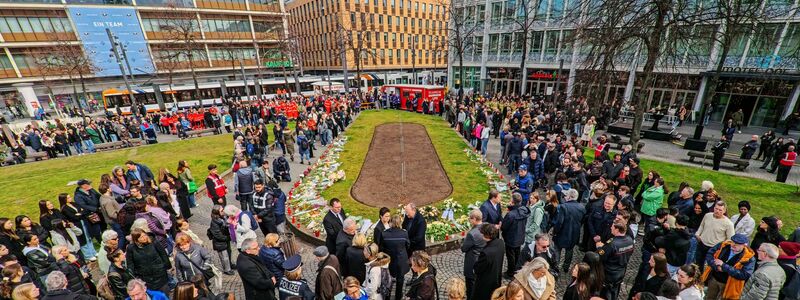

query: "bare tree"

left=335, top=12, right=379, bottom=93
left=273, top=27, right=304, bottom=96
left=442, top=0, right=480, bottom=101
left=691, top=0, right=775, bottom=140
left=31, top=40, right=96, bottom=112
left=574, top=0, right=715, bottom=152
left=504, top=0, right=542, bottom=95
left=158, top=5, right=204, bottom=104
left=154, top=50, right=182, bottom=106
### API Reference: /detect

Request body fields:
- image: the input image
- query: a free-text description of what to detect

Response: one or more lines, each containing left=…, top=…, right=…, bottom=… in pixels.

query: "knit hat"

left=779, top=241, right=800, bottom=260
left=313, top=246, right=329, bottom=257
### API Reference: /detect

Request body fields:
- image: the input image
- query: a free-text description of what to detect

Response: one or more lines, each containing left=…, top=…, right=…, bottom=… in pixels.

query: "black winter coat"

left=406, top=267, right=437, bottom=300
left=335, top=231, right=354, bottom=274
left=60, top=205, right=88, bottom=245
left=552, top=201, right=586, bottom=249
left=655, top=228, right=692, bottom=267
left=345, top=246, right=366, bottom=283
left=403, top=213, right=427, bottom=252
left=56, top=259, right=88, bottom=295
left=41, top=289, right=97, bottom=300
left=73, top=188, right=101, bottom=214
left=237, top=252, right=277, bottom=300
left=501, top=205, right=531, bottom=248
left=0, top=233, right=26, bottom=265
left=380, top=228, right=410, bottom=278
left=472, top=238, right=505, bottom=300
left=208, top=217, right=232, bottom=251
left=126, top=242, right=171, bottom=290
left=107, top=263, right=134, bottom=300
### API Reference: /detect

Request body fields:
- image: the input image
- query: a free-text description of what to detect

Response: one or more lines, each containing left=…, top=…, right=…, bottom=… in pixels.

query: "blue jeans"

left=72, top=142, right=84, bottom=154
left=481, top=138, right=489, bottom=155
left=188, top=193, right=197, bottom=207
left=79, top=221, right=97, bottom=259
left=300, top=149, right=310, bottom=162
left=82, top=140, right=95, bottom=153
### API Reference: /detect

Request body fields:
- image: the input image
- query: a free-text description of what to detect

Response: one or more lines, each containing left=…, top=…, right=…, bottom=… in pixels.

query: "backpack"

left=376, top=268, right=394, bottom=300
left=246, top=143, right=255, bottom=157
left=238, top=211, right=259, bottom=231
left=536, top=206, right=550, bottom=234
left=300, top=137, right=309, bottom=150
left=96, top=275, right=115, bottom=300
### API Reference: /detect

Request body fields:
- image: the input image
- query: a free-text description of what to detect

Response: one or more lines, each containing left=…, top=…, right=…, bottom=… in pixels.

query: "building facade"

left=286, top=0, right=448, bottom=85
left=0, top=0, right=289, bottom=118
left=450, top=0, right=800, bottom=128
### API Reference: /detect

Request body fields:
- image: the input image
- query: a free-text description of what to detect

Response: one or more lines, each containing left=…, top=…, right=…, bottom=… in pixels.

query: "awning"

left=359, top=73, right=381, bottom=81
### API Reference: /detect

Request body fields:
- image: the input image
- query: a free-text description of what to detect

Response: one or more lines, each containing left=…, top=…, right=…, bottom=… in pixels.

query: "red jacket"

left=780, top=151, right=797, bottom=166
left=206, top=174, right=227, bottom=200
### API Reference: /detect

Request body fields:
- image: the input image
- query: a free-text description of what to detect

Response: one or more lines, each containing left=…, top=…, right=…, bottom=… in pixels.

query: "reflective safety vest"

left=595, top=142, right=608, bottom=157
left=780, top=151, right=797, bottom=166
left=207, top=174, right=227, bottom=198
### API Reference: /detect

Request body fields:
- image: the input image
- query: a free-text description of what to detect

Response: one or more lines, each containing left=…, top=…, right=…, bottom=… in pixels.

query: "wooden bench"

left=686, top=151, right=750, bottom=171
left=26, top=151, right=49, bottom=162
left=95, top=141, right=124, bottom=152
left=186, top=128, right=217, bottom=138
left=609, top=135, right=645, bottom=152
left=129, top=138, right=143, bottom=146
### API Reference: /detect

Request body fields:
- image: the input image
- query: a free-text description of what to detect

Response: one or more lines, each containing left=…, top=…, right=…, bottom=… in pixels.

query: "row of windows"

left=141, top=18, right=200, bottom=32
left=292, top=0, right=444, bottom=19
left=0, top=17, right=73, bottom=34
left=208, top=48, right=257, bottom=60
left=153, top=50, right=208, bottom=62
left=202, top=19, right=250, bottom=33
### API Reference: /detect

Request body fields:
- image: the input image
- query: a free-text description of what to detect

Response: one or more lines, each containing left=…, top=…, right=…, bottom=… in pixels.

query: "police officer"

left=711, top=135, right=730, bottom=171
left=512, top=164, right=535, bottom=206
left=596, top=222, right=634, bottom=300
left=278, top=255, right=314, bottom=300
left=251, top=180, right=278, bottom=235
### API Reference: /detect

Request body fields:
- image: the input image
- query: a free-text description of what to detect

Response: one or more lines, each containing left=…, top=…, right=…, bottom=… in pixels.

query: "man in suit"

left=471, top=223, right=505, bottom=300
left=334, top=218, right=356, bottom=275
left=461, top=210, right=485, bottom=300
left=237, top=238, right=277, bottom=300
left=322, top=198, right=347, bottom=254
left=480, top=189, right=502, bottom=227
left=403, top=203, right=427, bottom=252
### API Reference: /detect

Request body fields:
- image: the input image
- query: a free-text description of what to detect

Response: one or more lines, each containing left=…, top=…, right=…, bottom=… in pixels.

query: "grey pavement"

left=602, top=119, right=799, bottom=184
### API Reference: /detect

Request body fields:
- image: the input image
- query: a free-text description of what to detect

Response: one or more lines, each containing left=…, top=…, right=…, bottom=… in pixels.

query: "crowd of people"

left=1, top=89, right=799, bottom=300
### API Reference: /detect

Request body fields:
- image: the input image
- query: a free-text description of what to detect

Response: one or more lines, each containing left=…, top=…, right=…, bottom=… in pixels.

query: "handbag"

left=181, top=251, right=215, bottom=282
left=87, top=212, right=102, bottom=223
left=187, top=181, right=198, bottom=194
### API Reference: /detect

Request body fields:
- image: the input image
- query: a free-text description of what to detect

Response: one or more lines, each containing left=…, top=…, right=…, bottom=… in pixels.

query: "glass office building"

left=449, top=0, right=800, bottom=127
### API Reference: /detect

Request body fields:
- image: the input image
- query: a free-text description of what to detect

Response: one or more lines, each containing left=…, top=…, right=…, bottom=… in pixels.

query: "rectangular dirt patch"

left=350, top=123, right=453, bottom=207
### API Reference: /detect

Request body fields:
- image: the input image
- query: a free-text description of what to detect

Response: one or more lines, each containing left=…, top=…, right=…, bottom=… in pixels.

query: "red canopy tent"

left=381, top=84, right=446, bottom=113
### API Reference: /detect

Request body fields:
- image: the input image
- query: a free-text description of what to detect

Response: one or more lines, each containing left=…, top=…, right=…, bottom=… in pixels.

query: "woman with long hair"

left=445, top=278, right=466, bottom=300
left=59, top=193, right=97, bottom=261
left=163, top=166, right=192, bottom=220
left=635, top=171, right=660, bottom=207
left=39, top=200, right=64, bottom=232
left=751, top=216, right=786, bottom=255
left=581, top=252, right=604, bottom=297
left=177, top=160, right=198, bottom=208
left=628, top=252, right=669, bottom=298
left=543, top=190, right=559, bottom=223
left=0, top=263, right=31, bottom=300
left=173, top=282, right=199, bottom=300
left=15, top=215, right=49, bottom=246
left=10, top=283, right=38, bottom=300
left=109, top=167, right=130, bottom=198
left=490, top=281, right=525, bottom=300
left=49, top=219, right=83, bottom=256
left=0, top=219, right=24, bottom=266
left=208, top=206, right=234, bottom=275
left=676, top=264, right=703, bottom=300
left=564, top=262, right=592, bottom=300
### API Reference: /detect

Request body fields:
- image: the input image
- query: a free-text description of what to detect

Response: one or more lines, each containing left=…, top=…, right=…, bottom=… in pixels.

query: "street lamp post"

left=106, top=28, right=137, bottom=116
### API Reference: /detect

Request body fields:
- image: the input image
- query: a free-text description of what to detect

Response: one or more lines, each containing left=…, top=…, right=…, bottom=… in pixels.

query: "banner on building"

left=68, top=7, right=156, bottom=77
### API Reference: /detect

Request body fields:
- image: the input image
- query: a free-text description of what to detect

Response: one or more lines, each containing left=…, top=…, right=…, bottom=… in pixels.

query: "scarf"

left=527, top=273, right=547, bottom=298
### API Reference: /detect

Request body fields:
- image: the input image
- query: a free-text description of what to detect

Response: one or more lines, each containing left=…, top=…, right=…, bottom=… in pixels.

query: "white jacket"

left=363, top=263, right=388, bottom=300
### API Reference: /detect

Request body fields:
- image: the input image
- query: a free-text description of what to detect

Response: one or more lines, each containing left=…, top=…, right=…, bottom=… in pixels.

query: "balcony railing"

left=196, top=0, right=247, bottom=10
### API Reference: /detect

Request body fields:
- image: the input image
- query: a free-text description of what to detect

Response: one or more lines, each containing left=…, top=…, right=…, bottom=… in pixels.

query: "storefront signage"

left=529, top=70, right=565, bottom=80
left=721, top=67, right=788, bottom=74
left=265, top=60, right=293, bottom=68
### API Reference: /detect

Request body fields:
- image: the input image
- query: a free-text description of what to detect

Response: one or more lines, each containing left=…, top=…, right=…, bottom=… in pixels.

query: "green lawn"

left=320, top=110, right=488, bottom=218
left=0, top=134, right=233, bottom=221
left=586, top=152, right=800, bottom=235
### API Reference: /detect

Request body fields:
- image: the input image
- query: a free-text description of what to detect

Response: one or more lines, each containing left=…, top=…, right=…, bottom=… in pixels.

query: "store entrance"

left=721, top=94, right=757, bottom=125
